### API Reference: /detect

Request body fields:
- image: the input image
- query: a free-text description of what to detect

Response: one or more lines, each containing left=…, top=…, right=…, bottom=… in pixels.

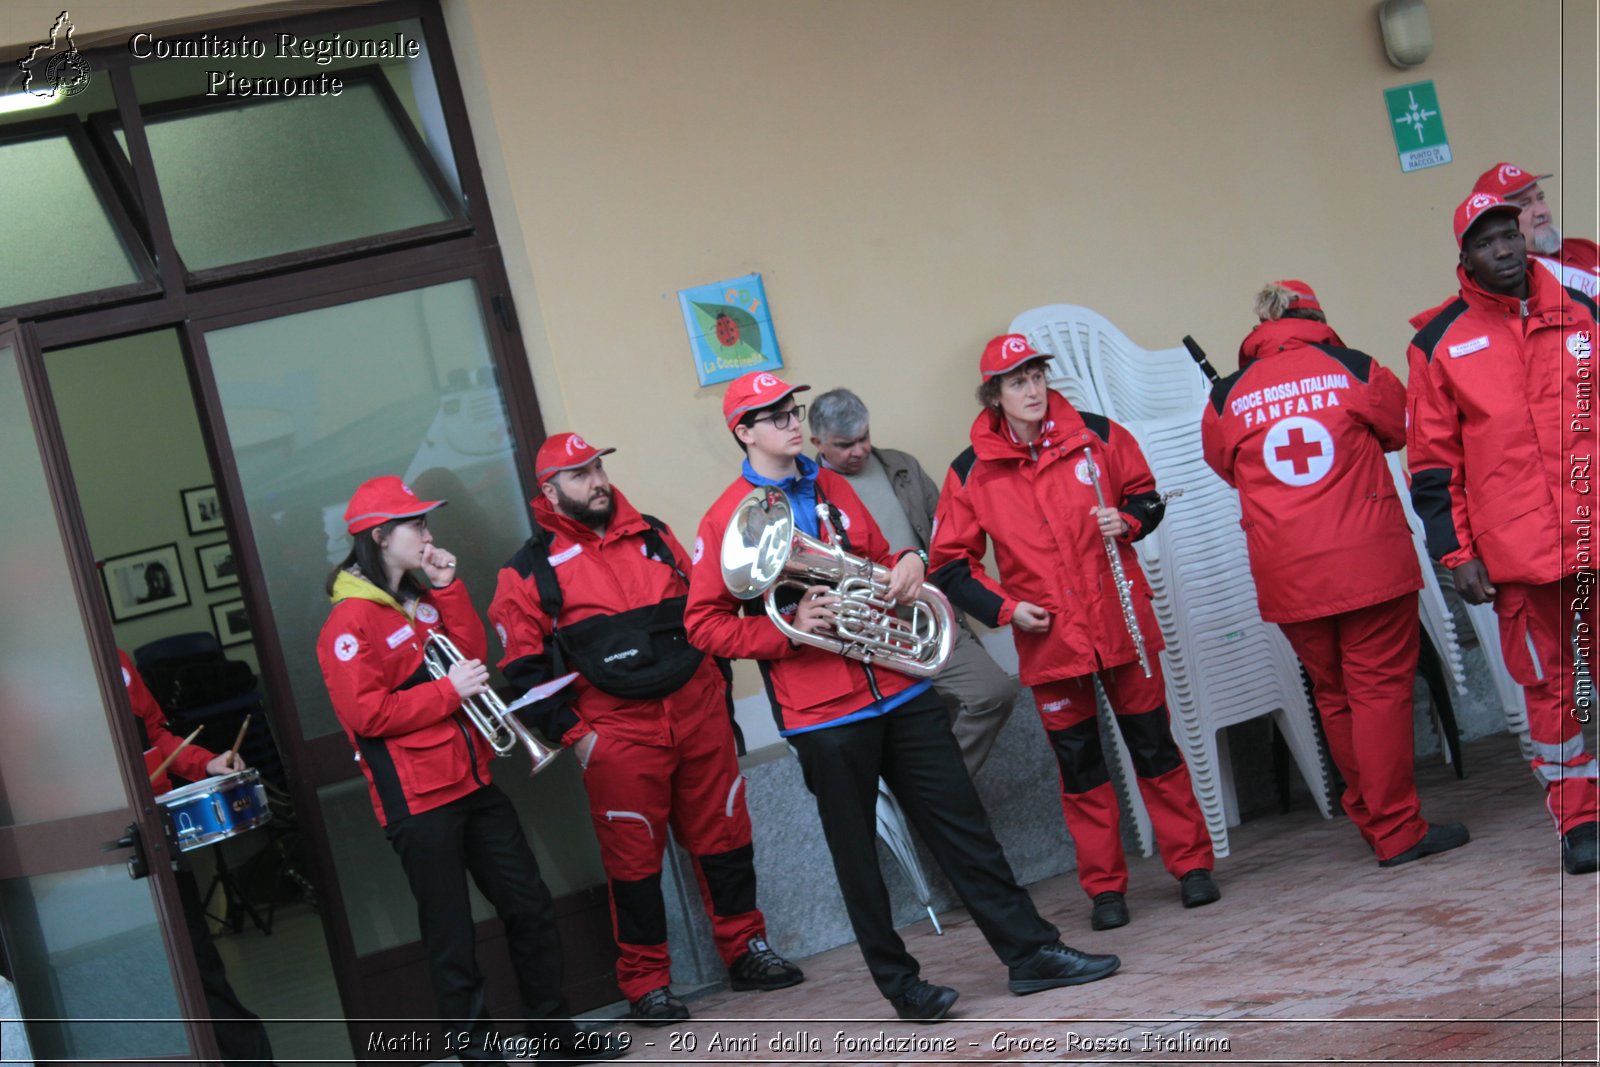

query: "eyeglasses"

left=750, top=404, right=806, bottom=430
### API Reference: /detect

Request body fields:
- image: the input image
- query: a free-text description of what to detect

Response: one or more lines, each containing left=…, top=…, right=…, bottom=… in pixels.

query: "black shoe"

left=728, top=936, right=805, bottom=991
left=889, top=979, right=960, bottom=1021
left=627, top=986, right=688, bottom=1026
left=1007, top=941, right=1120, bottom=994
left=1563, top=821, right=1599, bottom=875
left=1377, top=821, right=1470, bottom=868
left=1179, top=869, right=1221, bottom=908
left=1089, top=891, right=1130, bottom=930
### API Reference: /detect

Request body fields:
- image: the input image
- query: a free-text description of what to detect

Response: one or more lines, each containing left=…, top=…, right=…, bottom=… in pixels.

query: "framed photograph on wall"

left=181, top=484, right=224, bottom=535
left=211, top=599, right=252, bottom=648
left=102, top=543, right=190, bottom=622
left=194, top=541, right=239, bottom=592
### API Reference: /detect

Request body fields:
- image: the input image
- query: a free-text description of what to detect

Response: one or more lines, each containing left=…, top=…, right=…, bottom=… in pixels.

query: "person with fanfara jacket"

left=929, top=334, right=1217, bottom=933
left=121, top=649, right=275, bottom=1067
left=1407, top=193, right=1600, bottom=877
left=685, top=370, right=1119, bottom=1023
left=488, top=432, right=801, bottom=1026
left=317, top=476, right=620, bottom=1065
left=1200, top=281, right=1468, bottom=868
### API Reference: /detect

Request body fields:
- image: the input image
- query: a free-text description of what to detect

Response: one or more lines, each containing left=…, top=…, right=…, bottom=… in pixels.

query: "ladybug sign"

left=678, top=272, right=785, bottom=387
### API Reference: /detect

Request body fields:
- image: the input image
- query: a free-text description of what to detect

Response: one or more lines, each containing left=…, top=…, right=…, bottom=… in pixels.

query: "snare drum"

left=156, top=768, right=272, bottom=851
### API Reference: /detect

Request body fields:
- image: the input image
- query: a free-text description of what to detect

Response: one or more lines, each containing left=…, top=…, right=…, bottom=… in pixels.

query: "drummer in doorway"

left=316, top=476, right=621, bottom=1065
left=120, top=648, right=275, bottom=1067
left=685, top=371, right=1120, bottom=1023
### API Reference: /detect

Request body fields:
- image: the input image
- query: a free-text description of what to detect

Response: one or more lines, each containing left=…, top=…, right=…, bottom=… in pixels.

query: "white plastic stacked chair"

left=1009, top=304, right=1334, bottom=856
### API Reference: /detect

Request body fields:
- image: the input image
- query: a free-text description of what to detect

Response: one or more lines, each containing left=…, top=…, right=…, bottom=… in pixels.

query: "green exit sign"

left=1385, top=81, right=1452, bottom=172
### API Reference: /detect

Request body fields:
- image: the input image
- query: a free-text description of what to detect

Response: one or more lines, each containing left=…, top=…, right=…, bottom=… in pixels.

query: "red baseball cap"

left=980, top=334, right=1046, bottom=379
left=1453, top=192, right=1522, bottom=248
left=345, top=476, right=445, bottom=534
left=722, top=371, right=810, bottom=429
left=1471, top=161, right=1551, bottom=200
left=1274, top=279, right=1323, bottom=314
left=535, top=432, right=616, bottom=483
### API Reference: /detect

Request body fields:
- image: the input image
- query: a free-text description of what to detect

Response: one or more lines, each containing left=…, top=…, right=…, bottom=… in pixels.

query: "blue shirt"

left=740, top=454, right=931, bottom=733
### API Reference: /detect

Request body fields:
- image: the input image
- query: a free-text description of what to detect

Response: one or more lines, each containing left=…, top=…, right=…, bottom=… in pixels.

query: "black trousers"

left=386, top=784, right=575, bottom=1063
left=787, top=692, right=1059, bottom=999
left=175, top=868, right=275, bottom=1066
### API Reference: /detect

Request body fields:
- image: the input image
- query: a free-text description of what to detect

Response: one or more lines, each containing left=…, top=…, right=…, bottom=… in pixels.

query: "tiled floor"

left=585, top=736, right=1597, bottom=1066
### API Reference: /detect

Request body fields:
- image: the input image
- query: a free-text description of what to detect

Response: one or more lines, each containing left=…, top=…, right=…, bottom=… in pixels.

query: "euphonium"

left=720, top=488, right=955, bottom=677
left=423, top=632, right=561, bottom=774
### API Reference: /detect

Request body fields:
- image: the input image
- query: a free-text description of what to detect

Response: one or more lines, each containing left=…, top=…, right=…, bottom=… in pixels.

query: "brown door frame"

left=0, top=319, right=220, bottom=1065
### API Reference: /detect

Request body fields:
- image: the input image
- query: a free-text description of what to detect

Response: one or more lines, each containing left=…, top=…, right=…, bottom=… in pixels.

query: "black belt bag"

left=555, top=596, right=705, bottom=699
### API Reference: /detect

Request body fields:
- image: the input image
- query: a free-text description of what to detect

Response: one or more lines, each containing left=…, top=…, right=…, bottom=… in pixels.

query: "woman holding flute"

left=929, top=334, right=1217, bottom=933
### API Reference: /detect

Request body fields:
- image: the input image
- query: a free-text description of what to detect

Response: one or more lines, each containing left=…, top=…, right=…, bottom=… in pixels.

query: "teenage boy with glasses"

left=683, top=370, right=1120, bottom=1022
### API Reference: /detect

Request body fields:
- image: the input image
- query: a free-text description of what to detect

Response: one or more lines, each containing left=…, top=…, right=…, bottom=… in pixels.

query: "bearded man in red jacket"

left=489, top=433, right=801, bottom=1024
left=1407, top=193, right=1599, bottom=876
left=1201, top=281, right=1468, bottom=867
left=1472, top=162, right=1598, bottom=300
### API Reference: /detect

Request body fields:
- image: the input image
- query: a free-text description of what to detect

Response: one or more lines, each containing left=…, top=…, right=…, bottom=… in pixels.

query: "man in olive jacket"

left=809, top=388, right=1018, bottom=775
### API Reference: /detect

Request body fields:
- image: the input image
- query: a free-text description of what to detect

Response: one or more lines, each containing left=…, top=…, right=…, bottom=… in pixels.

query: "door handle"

left=101, top=823, right=150, bottom=880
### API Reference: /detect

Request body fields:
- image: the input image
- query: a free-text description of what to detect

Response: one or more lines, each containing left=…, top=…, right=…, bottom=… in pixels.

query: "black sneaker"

left=1563, top=821, right=1599, bottom=875
left=1179, top=869, right=1222, bottom=908
left=1089, top=891, right=1130, bottom=930
left=1007, top=941, right=1120, bottom=994
left=889, top=979, right=959, bottom=1021
left=1377, top=821, right=1470, bottom=868
left=728, top=937, right=804, bottom=991
left=627, top=986, right=688, bottom=1026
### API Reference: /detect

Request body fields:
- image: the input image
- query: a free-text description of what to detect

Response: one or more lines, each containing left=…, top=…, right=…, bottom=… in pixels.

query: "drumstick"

left=227, top=714, right=251, bottom=765
left=148, top=726, right=204, bottom=784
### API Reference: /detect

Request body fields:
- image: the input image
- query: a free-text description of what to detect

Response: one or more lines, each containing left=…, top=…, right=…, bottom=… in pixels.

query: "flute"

left=1082, top=444, right=1152, bottom=679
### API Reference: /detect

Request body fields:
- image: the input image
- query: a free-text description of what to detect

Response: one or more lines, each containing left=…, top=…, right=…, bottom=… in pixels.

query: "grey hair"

left=809, top=388, right=871, bottom=439
left=1253, top=282, right=1297, bottom=322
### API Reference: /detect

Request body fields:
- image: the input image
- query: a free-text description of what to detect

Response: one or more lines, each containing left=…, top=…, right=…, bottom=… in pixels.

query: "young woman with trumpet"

left=317, top=476, right=615, bottom=1065
left=929, top=335, right=1217, bottom=934
left=686, top=371, right=1118, bottom=1024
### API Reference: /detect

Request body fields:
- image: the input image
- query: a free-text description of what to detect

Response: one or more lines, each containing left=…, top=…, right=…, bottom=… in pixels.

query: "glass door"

left=0, top=321, right=214, bottom=1063
left=193, top=275, right=610, bottom=1051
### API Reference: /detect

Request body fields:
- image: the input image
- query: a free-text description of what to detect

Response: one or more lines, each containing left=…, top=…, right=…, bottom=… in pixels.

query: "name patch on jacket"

left=386, top=624, right=415, bottom=649
left=548, top=544, right=583, bottom=567
left=1230, top=373, right=1349, bottom=429
left=1448, top=336, right=1490, bottom=358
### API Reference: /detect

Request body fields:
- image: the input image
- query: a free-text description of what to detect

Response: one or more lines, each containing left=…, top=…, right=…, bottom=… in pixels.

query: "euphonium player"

left=317, top=476, right=619, bottom=1065
left=928, top=335, right=1218, bottom=934
left=685, top=371, right=1118, bottom=1023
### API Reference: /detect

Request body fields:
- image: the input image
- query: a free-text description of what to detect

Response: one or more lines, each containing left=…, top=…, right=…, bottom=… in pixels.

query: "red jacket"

left=1406, top=263, right=1598, bottom=585
left=928, top=391, right=1165, bottom=686
left=122, top=649, right=216, bottom=794
left=318, top=573, right=492, bottom=826
left=1200, top=318, right=1421, bottom=623
left=1533, top=237, right=1599, bottom=300
left=685, top=469, right=921, bottom=733
left=488, top=487, right=729, bottom=748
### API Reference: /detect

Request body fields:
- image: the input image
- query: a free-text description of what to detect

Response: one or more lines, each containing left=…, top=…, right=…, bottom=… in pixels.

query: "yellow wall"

left=7, top=0, right=1597, bottom=710
left=448, top=0, right=1594, bottom=530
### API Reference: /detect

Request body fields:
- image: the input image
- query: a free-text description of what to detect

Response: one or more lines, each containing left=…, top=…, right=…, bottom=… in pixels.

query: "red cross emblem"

left=1274, top=426, right=1324, bottom=475
left=1263, top=417, right=1334, bottom=486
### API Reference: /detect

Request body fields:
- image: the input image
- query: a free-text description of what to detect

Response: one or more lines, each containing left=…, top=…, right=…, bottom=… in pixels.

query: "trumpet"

left=423, top=632, right=561, bottom=774
left=1081, top=444, right=1152, bottom=678
left=720, top=488, right=954, bottom=677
